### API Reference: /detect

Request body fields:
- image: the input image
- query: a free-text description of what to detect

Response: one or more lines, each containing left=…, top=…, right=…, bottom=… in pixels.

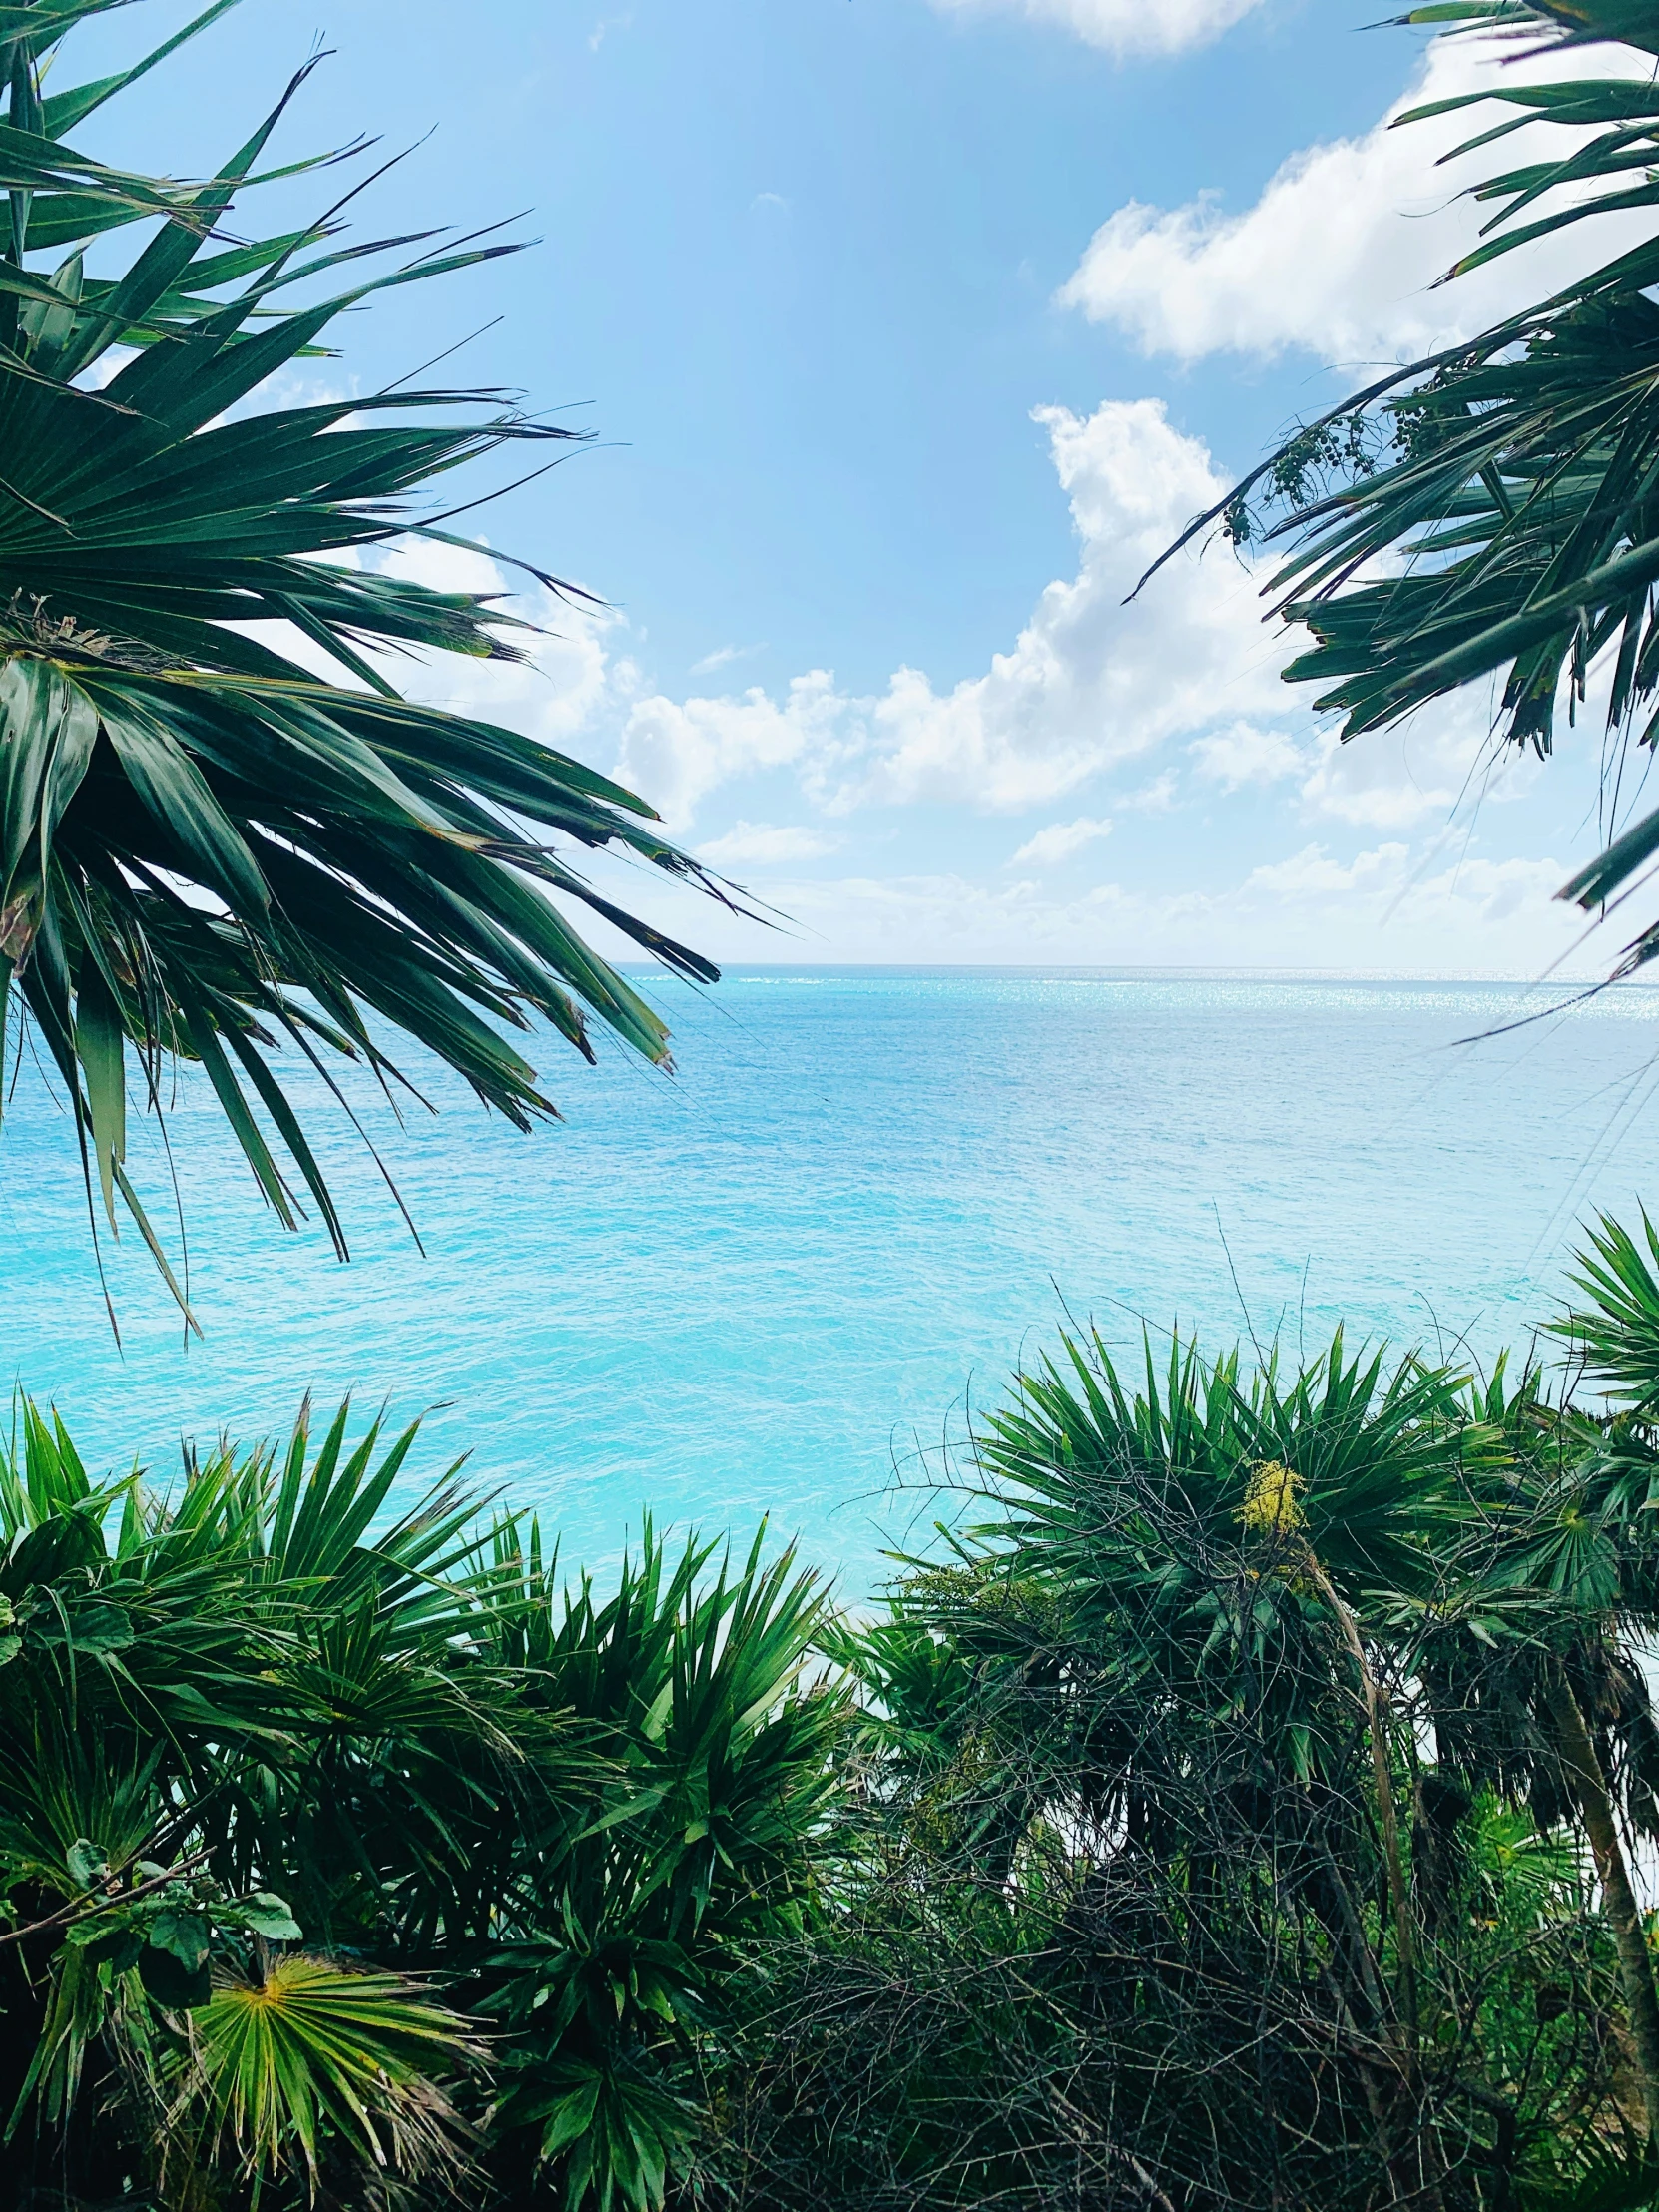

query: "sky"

left=63, top=0, right=1657, bottom=973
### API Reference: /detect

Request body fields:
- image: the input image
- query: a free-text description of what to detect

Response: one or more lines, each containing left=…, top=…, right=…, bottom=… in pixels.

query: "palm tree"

left=1420, top=1217, right=1659, bottom=2144
left=0, top=0, right=731, bottom=1316
left=1135, top=0, right=1659, bottom=974
left=896, top=1325, right=1490, bottom=2197
left=755, top=1324, right=1618, bottom=2210
left=483, top=1521, right=846, bottom=2212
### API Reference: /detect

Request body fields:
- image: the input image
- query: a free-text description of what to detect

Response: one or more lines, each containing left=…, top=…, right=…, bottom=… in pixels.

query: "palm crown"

left=1136, top=0, right=1659, bottom=978
left=0, top=0, right=726, bottom=1317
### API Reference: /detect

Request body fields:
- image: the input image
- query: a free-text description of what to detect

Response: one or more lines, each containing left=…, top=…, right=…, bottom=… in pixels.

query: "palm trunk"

left=1307, top=1562, right=1447, bottom=2206
left=1543, top=1667, right=1659, bottom=2141
left=1308, top=1559, right=1418, bottom=2039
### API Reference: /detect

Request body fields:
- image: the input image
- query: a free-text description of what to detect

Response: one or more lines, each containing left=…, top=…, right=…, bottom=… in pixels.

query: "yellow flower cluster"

left=1240, top=1458, right=1305, bottom=1538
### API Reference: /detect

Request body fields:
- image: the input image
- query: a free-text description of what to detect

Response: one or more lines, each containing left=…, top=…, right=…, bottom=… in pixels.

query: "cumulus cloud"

left=697, top=821, right=841, bottom=866
left=375, top=539, right=638, bottom=750
left=857, top=400, right=1284, bottom=808
left=292, top=421, right=1578, bottom=975
left=1184, top=693, right=1546, bottom=829
left=1300, top=691, right=1547, bottom=830
left=928, top=0, right=1266, bottom=59
left=614, top=672, right=845, bottom=831
left=615, top=398, right=1286, bottom=826
left=1239, top=841, right=1566, bottom=940
left=1059, top=32, right=1650, bottom=362
left=308, top=418, right=1554, bottom=943
left=1009, top=816, right=1114, bottom=867
left=606, top=398, right=1542, bottom=850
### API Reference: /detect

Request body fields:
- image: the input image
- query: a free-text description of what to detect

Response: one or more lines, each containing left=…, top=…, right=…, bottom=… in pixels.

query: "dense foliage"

left=0, top=0, right=729, bottom=1318
left=15, top=1220, right=1659, bottom=2210
left=1137, top=0, right=1659, bottom=974
left=0, top=1397, right=843, bottom=2211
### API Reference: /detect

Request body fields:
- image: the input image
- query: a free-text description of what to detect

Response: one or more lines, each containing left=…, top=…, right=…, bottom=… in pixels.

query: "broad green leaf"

left=65, top=1838, right=107, bottom=1889
left=147, top=1908, right=211, bottom=1972
left=238, top=1893, right=301, bottom=1942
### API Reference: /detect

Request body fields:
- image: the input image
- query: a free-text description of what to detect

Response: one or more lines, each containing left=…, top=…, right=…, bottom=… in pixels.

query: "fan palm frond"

left=190, top=1953, right=485, bottom=2198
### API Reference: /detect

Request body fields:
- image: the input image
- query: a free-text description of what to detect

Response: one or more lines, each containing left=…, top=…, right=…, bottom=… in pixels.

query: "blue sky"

left=68, top=0, right=1642, bottom=972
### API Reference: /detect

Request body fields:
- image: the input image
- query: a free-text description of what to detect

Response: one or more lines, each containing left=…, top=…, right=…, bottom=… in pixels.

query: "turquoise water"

left=3, top=967, right=1659, bottom=1594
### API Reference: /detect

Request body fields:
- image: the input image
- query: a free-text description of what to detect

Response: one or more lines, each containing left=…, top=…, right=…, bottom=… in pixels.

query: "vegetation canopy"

left=13, top=1219, right=1659, bottom=2212
left=17, top=8, right=1659, bottom=2212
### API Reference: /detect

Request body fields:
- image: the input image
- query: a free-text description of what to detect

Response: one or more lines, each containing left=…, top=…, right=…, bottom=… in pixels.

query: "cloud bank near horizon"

left=377, top=390, right=1577, bottom=974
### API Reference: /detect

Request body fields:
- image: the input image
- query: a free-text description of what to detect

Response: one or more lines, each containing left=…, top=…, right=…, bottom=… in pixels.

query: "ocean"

left=4, top=967, right=1658, bottom=1596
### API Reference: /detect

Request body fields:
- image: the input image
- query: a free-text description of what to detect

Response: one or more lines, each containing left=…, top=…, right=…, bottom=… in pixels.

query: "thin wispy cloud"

left=1009, top=817, right=1114, bottom=868
left=692, top=643, right=766, bottom=677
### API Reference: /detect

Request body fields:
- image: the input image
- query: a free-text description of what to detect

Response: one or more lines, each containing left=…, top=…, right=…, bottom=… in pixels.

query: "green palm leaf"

left=1137, top=1, right=1659, bottom=983
left=192, top=1953, right=484, bottom=2194
left=0, top=0, right=731, bottom=1316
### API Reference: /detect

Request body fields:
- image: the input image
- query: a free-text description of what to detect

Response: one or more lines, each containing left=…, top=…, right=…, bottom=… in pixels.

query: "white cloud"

left=1059, top=33, right=1650, bottom=363
left=1009, top=815, right=1114, bottom=867
left=254, top=513, right=1547, bottom=860
left=614, top=399, right=1286, bottom=826
left=266, top=430, right=1586, bottom=979
left=1191, top=721, right=1308, bottom=791
left=1299, top=690, right=1545, bottom=830
left=1239, top=840, right=1569, bottom=940
left=614, top=671, right=845, bottom=831
left=602, top=836, right=1587, bottom=972
left=854, top=399, right=1283, bottom=809
left=697, top=821, right=841, bottom=866
left=1244, top=841, right=1413, bottom=901
left=275, top=423, right=1568, bottom=971
left=1119, top=771, right=1178, bottom=814
left=1183, top=693, right=1545, bottom=829
left=374, top=539, right=637, bottom=752
left=603, top=399, right=1536, bottom=846
left=928, top=0, right=1266, bottom=59
left=691, top=643, right=765, bottom=676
